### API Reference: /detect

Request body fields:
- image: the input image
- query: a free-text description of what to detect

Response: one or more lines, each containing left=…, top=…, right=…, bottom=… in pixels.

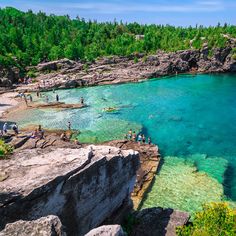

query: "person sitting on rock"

left=132, top=131, right=137, bottom=141
left=60, top=132, right=67, bottom=141
left=31, top=129, right=38, bottom=139
left=74, top=138, right=80, bottom=145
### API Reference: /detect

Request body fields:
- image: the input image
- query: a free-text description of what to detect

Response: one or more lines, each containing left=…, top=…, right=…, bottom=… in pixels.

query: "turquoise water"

left=12, top=73, right=236, bottom=214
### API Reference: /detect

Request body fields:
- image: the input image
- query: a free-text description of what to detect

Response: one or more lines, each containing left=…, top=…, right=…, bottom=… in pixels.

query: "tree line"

left=0, top=7, right=236, bottom=73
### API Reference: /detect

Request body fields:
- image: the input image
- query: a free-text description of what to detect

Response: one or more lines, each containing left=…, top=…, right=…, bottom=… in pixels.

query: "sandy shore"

left=0, top=92, right=20, bottom=119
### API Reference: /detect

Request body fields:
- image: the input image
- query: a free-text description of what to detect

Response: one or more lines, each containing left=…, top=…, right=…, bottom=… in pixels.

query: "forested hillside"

left=0, top=7, right=236, bottom=72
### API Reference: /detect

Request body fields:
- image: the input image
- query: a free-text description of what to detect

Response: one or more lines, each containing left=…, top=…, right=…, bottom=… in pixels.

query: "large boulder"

left=85, top=225, right=126, bottom=236
left=36, top=59, right=78, bottom=72
left=0, top=215, right=66, bottom=236
left=130, top=207, right=189, bottom=236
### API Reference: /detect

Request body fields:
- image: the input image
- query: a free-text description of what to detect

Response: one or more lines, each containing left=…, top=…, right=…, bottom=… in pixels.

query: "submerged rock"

left=0, top=146, right=140, bottom=235
left=141, top=156, right=225, bottom=215
left=0, top=215, right=66, bottom=236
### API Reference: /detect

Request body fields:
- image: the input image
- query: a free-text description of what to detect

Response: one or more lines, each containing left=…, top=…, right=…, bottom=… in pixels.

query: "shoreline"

left=13, top=71, right=236, bottom=93
left=0, top=92, right=21, bottom=120
left=1, top=71, right=235, bottom=122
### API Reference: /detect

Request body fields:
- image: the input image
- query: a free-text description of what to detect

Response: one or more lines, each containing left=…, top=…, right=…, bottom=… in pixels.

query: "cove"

left=12, top=73, right=236, bottom=214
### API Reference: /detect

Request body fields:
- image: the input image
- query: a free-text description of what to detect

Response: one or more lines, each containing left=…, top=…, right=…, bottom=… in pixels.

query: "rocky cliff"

left=0, top=145, right=140, bottom=235
left=0, top=65, right=20, bottom=87
left=15, top=44, right=236, bottom=91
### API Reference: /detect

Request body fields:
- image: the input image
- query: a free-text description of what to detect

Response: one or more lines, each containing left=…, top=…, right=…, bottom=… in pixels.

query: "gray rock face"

left=36, top=58, right=80, bottom=72
left=0, top=215, right=66, bottom=236
left=0, top=66, right=20, bottom=87
left=19, top=44, right=235, bottom=92
left=0, top=146, right=140, bottom=236
left=130, top=207, right=189, bottom=236
left=85, top=225, right=126, bottom=236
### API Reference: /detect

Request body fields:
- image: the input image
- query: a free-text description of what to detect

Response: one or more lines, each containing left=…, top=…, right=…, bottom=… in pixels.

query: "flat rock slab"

left=0, top=145, right=136, bottom=205
left=31, top=102, right=86, bottom=109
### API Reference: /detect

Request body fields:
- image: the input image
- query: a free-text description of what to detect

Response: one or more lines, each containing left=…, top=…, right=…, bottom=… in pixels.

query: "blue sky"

left=0, top=0, right=235, bottom=26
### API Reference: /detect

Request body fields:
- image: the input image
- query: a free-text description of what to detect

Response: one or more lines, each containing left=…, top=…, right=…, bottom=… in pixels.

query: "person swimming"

left=80, top=97, right=84, bottom=105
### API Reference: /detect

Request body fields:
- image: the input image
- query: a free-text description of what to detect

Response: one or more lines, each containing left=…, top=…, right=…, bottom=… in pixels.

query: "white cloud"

left=62, top=1, right=225, bottom=14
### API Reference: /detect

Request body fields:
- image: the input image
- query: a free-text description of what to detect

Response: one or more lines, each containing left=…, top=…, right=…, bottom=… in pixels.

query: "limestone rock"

left=0, top=146, right=140, bottom=236
left=15, top=44, right=236, bottom=92
left=0, top=215, right=66, bottom=236
left=85, top=225, right=126, bottom=236
left=36, top=58, right=79, bottom=72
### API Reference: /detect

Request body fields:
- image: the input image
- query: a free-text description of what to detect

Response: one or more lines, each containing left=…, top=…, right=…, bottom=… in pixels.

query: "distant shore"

left=0, top=92, right=20, bottom=119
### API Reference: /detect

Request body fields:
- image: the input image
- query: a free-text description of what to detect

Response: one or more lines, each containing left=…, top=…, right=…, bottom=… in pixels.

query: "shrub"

left=232, top=54, right=236, bottom=60
left=0, top=139, right=13, bottom=158
left=177, top=202, right=236, bottom=236
left=27, top=70, right=36, bottom=78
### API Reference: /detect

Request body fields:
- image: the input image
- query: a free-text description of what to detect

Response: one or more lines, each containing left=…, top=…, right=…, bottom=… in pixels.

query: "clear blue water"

left=12, top=73, right=236, bottom=213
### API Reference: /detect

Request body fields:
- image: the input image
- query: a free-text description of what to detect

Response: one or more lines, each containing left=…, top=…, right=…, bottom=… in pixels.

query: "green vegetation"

left=232, top=48, right=236, bottom=60
left=177, top=202, right=236, bottom=236
left=0, top=7, right=236, bottom=73
left=0, top=139, right=13, bottom=158
left=122, top=214, right=139, bottom=235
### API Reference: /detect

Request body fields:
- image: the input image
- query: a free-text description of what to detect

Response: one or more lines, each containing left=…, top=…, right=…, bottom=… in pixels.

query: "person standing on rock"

left=56, top=94, right=59, bottom=102
left=142, top=134, right=146, bottom=144
left=137, top=134, right=142, bottom=144
left=68, top=121, right=71, bottom=130
left=45, top=96, right=49, bottom=103
left=3, top=123, right=7, bottom=134
left=132, top=131, right=137, bottom=141
left=29, top=94, right=33, bottom=102
left=12, top=123, right=19, bottom=135
left=23, top=94, right=28, bottom=107
left=128, top=129, right=132, bottom=140
left=148, top=137, right=151, bottom=145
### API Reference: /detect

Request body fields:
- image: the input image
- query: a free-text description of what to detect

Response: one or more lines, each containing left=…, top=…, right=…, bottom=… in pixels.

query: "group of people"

left=125, top=129, right=151, bottom=145
left=18, top=77, right=33, bottom=85
left=1, top=122, right=19, bottom=136
left=31, top=125, right=45, bottom=139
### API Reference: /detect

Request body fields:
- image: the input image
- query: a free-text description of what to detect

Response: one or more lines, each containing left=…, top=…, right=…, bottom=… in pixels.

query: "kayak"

left=103, top=107, right=118, bottom=112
